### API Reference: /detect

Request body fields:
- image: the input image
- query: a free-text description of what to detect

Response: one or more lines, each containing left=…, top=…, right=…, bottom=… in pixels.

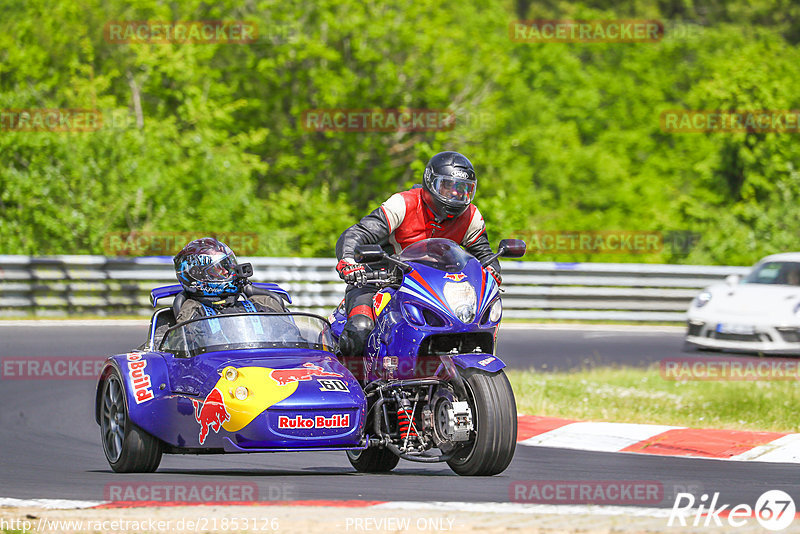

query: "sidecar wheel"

left=346, top=447, right=400, bottom=473
left=100, top=367, right=163, bottom=473
left=447, top=368, right=517, bottom=476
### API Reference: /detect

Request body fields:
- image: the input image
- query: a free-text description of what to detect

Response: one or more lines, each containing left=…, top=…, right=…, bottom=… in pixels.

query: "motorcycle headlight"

left=489, top=299, right=502, bottom=323
left=694, top=291, right=712, bottom=308
left=443, top=282, right=477, bottom=323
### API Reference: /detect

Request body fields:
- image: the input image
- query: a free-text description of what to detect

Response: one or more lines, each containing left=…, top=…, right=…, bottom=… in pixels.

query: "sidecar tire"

left=447, top=368, right=517, bottom=476
left=100, top=367, right=163, bottom=473
left=346, top=447, right=400, bottom=473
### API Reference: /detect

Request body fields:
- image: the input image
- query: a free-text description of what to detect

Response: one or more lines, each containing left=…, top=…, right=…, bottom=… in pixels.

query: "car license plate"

left=716, top=323, right=755, bottom=335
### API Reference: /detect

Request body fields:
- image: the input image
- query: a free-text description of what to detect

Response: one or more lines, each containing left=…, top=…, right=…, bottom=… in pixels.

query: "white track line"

left=0, top=497, right=690, bottom=520
left=367, top=501, right=685, bottom=519
left=730, top=434, right=800, bottom=463
left=0, top=498, right=105, bottom=509
left=519, top=422, right=683, bottom=452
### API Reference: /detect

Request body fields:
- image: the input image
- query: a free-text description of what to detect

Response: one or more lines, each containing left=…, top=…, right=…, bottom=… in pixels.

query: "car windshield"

left=160, top=313, right=334, bottom=357
left=397, top=238, right=473, bottom=273
left=743, top=261, right=800, bottom=286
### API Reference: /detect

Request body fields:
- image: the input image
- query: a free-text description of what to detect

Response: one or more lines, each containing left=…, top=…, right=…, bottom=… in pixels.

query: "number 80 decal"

left=318, top=379, right=349, bottom=392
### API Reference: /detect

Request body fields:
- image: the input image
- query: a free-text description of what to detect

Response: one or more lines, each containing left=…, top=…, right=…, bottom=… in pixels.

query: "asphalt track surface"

left=1, top=322, right=799, bottom=510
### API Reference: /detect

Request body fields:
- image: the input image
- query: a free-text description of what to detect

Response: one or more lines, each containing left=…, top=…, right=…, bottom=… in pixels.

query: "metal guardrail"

left=0, top=255, right=750, bottom=321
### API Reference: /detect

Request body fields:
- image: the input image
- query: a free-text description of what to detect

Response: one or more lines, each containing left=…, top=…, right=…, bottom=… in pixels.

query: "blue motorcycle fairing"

left=351, top=257, right=503, bottom=382
left=450, top=353, right=506, bottom=373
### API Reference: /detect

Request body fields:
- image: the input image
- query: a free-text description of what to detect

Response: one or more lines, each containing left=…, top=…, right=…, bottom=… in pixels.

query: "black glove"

left=336, top=258, right=367, bottom=286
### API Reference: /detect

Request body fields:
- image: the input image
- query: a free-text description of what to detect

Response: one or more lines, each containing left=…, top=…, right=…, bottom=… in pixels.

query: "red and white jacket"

left=336, top=187, right=499, bottom=270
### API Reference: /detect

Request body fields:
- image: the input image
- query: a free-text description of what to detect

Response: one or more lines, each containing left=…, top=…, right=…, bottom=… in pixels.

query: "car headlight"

left=794, top=302, right=800, bottom=316
left=443, top=282, right=477, bottom=323
left=224, top=367, right=238, bottom=381
left=694, top=291, right=712, bottom=308
left=489, top=299, right=502, bottom=323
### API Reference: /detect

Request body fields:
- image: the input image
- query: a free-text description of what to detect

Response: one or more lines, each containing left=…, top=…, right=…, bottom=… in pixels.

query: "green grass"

left=507, top=366, right=800, bottom=433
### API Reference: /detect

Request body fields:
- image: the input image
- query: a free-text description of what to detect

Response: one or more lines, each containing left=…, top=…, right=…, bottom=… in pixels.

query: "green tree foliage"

left=0, top=0, right=798, bottom=265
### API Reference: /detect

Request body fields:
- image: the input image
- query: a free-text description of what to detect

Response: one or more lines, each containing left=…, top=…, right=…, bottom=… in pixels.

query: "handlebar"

left=360, top=268, right=401, bottom=287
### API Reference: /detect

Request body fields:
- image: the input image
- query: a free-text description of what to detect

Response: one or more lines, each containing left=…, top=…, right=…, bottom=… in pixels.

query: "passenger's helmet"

left=421, top=151, right=476, bottom=222
left=174, top=237, right=243, bottom=298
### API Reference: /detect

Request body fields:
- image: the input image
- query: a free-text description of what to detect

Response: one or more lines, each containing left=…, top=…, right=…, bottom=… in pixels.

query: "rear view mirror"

left=499, top=239, right=526, bottom=258
left=354, top=244, right=386, bottom=264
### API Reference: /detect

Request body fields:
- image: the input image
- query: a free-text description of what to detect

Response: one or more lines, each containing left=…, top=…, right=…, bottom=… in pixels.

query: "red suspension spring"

left=397, top=406, right=417, bottom=440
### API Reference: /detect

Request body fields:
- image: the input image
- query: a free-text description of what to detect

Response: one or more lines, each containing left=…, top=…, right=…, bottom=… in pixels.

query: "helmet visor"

left=432, top=175, right=476, bottom=204
left=191, top=253, right=238, bottom=282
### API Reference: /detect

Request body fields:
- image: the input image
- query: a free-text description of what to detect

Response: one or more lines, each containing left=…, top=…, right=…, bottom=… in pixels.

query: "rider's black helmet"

left=174, top=237, right=244, bottom=299
left=421, top=151, right=476, bottom=222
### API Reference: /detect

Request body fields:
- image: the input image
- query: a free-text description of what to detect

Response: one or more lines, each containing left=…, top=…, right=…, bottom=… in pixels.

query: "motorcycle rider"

left=335, top=151, right=501, bottom=360
left=173, top=237, right=287, bottom=323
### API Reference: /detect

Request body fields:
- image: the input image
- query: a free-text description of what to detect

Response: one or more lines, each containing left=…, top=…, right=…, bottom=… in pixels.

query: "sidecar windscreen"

left=397, top=238, right=473, bottom=273
left=159, top=313, right=334, bottom=357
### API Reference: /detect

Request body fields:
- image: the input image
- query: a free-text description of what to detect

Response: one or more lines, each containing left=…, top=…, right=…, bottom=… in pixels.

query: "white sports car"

left=686, top=253, right=800, bottom=354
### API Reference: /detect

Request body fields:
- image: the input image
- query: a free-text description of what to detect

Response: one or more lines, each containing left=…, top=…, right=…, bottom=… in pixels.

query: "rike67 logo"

left=669, top=490, right=796, bottom=530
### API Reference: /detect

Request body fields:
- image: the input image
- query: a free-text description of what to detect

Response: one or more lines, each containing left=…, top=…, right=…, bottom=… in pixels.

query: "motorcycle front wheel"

left=446, top=367, right=517, bottom=476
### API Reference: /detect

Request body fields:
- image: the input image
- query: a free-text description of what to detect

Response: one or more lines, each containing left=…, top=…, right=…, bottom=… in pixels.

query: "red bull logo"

left=372, top=292, right=391, bottom=315
left=277, top=414, right=350, bottom=429
left=269, top=363, right=343, bottom=386
left=191, top=388, right=230, bottom=445
left=444, top=273, right=467, bottom=281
